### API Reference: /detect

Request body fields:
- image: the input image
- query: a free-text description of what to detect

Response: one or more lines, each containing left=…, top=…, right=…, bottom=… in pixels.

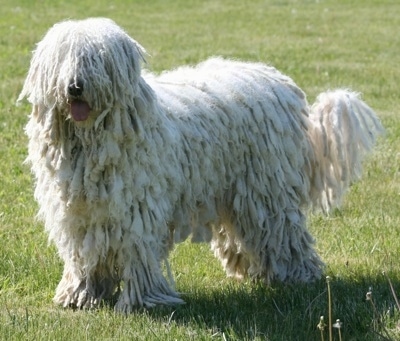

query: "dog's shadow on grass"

left=144, top=272, right=400, bottom=340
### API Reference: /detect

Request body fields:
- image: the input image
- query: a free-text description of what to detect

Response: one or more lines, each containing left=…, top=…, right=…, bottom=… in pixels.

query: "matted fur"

left=19, top=18, right=383, bottom=313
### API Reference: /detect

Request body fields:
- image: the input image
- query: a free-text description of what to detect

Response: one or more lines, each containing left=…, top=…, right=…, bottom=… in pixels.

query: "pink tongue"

left=70, top=100, right=91, bottom=121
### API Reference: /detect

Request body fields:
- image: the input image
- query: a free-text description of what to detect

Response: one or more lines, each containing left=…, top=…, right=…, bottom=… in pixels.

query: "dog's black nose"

left=68, top=81, right=84, bottom=97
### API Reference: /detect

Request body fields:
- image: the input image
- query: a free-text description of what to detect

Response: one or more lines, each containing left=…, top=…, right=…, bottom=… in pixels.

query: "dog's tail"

left=307, top=89, right=384, bottom=212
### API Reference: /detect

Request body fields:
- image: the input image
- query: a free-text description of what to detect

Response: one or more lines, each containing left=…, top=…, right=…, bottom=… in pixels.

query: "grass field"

left=1, top=0, right=399, bottom=340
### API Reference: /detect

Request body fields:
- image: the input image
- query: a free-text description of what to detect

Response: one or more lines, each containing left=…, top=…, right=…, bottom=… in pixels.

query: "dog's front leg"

left=114, top=241, right=184, bottom=313
left=54, top=260, right=119, bottom=309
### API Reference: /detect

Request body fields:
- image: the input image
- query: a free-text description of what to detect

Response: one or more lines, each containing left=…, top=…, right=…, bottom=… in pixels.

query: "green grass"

left=1, top=0, right=400, bottom=339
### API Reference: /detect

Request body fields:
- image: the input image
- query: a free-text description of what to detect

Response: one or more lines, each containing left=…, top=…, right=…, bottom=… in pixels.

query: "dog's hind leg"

left=245, top=207, right=324, bottom=284
left=211, top=199, right=324, bottom=284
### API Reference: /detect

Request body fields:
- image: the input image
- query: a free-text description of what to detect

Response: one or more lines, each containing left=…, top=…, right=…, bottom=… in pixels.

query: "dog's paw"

left=114, top=286, right=185, bottom=313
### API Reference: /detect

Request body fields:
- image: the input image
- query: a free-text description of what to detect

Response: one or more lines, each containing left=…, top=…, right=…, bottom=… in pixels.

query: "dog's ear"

left=131, top=40, right=148, bottom=70
left=120, top=37, right=147, bottom=81
left=17, top=46, right=47, bottom=106
left=94, top=35, right=148, bottom=105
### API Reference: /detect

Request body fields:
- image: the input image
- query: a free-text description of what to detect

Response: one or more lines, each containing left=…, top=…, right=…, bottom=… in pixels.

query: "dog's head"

left=18, top=18, right=147, bottom=126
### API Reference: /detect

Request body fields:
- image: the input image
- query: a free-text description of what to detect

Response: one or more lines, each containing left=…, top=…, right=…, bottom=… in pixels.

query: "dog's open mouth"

left=70, top=100, right=91, bottom=121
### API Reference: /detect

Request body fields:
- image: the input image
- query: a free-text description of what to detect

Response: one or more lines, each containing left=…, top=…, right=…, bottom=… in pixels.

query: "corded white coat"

left=19, top=18, right=383, bottom=313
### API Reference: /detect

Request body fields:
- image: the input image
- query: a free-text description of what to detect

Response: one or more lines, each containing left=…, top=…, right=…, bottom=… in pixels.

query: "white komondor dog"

left=19, top=18, right=383, bottom=313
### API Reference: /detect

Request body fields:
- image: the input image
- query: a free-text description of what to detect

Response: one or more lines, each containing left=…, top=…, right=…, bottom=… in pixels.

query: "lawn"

left=1, top=0, right=399, bottom=340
